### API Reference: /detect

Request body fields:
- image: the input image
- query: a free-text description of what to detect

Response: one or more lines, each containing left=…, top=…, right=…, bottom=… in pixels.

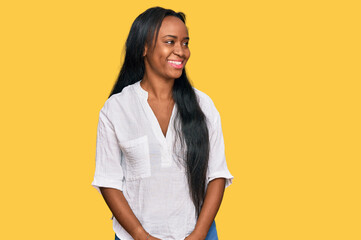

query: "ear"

left=143, top=44, right=148, bottom=57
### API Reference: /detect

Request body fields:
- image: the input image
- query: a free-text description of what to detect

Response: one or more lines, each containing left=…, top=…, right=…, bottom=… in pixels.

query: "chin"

left=171, top=72, right=183, bottom=79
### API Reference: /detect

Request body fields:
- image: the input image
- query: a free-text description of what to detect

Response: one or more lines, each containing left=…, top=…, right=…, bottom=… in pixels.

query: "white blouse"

left=92, top=80, right=233, bottom=240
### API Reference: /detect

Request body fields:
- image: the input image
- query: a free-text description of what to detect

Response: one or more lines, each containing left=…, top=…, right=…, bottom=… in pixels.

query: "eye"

left=183, top=41, right=189, bottom=47
left=165, top=40, right=174, bottom=44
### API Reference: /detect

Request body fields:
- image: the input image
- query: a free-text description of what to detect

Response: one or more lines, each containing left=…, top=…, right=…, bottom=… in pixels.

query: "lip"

left=167, top=59, right=184, bottom=69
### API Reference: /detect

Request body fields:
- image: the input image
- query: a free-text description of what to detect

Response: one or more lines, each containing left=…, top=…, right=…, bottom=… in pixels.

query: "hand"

left=149, top=235, right=161, bottom=240
left=184, top=232, right=203, bottom=240
left=134, top=231, right=161, bottom=240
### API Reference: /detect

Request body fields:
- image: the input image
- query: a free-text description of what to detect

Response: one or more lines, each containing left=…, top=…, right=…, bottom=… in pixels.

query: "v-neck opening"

left=158, top=102, right=175, bottom=139
left=134, top=80, right=176, bottom=145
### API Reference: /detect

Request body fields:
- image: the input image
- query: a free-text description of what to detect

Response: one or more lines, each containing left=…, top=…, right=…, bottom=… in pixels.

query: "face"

left=144, top=16, right=190, bottom=81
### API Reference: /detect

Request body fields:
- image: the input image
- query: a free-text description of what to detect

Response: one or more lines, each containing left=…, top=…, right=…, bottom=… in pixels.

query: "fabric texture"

left=92, top=80, right=233, bottom=240
left=115, top=220, right=218, bottom=240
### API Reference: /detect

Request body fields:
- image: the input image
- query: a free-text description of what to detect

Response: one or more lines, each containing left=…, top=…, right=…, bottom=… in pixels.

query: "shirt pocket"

left=119, top=135, right=151, bottom=181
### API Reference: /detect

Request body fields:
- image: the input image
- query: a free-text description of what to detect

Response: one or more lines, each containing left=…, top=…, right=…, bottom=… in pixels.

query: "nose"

left=173, top=42, right=185, bottom=57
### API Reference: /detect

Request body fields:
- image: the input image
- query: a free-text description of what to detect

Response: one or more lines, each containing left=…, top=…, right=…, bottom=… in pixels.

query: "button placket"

left=135, top=81, right=177, bottom=167
left=160, top=144, right=172, bottom=167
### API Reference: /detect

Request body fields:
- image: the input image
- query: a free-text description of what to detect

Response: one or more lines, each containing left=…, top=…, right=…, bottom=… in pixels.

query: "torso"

left=93, top=80, right=232, bottom=240
left=147, top=98, right=175, bottom=138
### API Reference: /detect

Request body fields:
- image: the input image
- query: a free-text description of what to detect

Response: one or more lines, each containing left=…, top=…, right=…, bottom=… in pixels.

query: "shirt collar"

left=135, top=79, right=148, bottom=100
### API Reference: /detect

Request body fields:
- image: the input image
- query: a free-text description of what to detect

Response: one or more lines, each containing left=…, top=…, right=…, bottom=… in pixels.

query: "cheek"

left=185, top=50, right=191, bottom=61
left=160, top=48, right=171, bottom=59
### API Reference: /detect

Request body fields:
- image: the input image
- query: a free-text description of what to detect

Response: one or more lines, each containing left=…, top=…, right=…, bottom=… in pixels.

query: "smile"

left=168, top=60, right=184, bottom=69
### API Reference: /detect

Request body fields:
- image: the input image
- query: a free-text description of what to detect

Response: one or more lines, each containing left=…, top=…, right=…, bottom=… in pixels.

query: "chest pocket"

left=119, top=135, right=151, bottom=181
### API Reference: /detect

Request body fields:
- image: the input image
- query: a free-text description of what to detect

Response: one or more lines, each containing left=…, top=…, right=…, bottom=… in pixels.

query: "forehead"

left=158, top=16, right=188, bottom=37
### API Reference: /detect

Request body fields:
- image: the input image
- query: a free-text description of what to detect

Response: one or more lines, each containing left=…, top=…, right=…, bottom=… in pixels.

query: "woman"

left=92, top=7, right=233, bottom=240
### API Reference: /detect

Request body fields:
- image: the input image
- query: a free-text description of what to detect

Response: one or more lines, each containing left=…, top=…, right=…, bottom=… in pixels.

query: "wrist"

left=131, top=226, right=147, bottom=240
left=191, top=228, right=207, bottom=240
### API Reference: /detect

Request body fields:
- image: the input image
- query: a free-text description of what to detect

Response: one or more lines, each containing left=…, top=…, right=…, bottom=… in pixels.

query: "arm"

left=94, top=106, right=161, bottom=240
left=100, top=187, right=161, bottom=240
left=185, top=178, right=226, bottom=240
left=185, top=106, right=233, bottom=239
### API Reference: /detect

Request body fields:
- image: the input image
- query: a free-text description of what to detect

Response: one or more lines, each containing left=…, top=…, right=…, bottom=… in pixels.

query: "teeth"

left=168, top=61, right=182, bottom=65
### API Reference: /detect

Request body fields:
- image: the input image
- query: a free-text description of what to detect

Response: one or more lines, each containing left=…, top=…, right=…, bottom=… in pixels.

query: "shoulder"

left=192, top=86, right=220, bottom=124
left=100, top=83, right=136, bottom=116
left=192, top=86, right=219, bottom=114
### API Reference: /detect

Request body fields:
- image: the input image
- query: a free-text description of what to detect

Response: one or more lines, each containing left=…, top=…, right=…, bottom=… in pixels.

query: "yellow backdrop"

left=1, top=0, right=360, bottom=239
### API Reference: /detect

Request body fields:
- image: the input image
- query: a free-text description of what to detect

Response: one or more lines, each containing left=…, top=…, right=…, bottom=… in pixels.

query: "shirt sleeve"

left=206, top=111, right=234, bottom=188
left=91, top=103, right=125, bottom=193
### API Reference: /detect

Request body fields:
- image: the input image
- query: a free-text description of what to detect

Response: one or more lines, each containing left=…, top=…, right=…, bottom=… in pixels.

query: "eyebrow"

left=162, top=35, right=190, bottom=40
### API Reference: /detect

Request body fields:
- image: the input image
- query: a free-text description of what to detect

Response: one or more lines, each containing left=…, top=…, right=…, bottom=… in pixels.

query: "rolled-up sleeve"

left=91, top=103, right=125, bottom=193
left=207, top=111, right=234, bottom=188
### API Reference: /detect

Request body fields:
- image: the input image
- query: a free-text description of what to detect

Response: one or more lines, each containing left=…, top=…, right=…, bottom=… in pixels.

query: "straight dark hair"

left=109, top=6, right=209, bottom=218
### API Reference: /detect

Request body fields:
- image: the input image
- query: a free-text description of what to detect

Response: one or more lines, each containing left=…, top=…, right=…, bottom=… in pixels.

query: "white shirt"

left=92, top=80, right=233, bottom=240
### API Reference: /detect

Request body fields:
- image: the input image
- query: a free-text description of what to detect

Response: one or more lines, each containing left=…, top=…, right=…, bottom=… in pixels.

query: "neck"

left=141, top=73, right=174, bottom=101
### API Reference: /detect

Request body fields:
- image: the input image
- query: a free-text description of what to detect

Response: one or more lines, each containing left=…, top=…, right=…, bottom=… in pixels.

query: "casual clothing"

left=92, top=80, right=233, bottom=240
left=205, top=220, right=219, bottom=240
left=115, top=220, right=218, bottom=240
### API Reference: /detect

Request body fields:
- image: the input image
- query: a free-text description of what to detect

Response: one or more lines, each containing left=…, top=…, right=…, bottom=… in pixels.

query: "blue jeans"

left=115, top=220, right=218, bottom=240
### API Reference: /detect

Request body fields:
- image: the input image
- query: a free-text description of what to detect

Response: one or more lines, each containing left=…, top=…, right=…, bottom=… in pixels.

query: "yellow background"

left=1, top=0, right=360, bottom=239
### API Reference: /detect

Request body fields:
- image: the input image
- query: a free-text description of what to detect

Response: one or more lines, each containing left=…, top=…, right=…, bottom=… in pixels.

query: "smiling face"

left=143, top=16, right=190, bottom=81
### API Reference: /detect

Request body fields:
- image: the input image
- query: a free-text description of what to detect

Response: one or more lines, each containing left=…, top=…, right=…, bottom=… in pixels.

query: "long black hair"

left=109, top=6, right=210, bottom=218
